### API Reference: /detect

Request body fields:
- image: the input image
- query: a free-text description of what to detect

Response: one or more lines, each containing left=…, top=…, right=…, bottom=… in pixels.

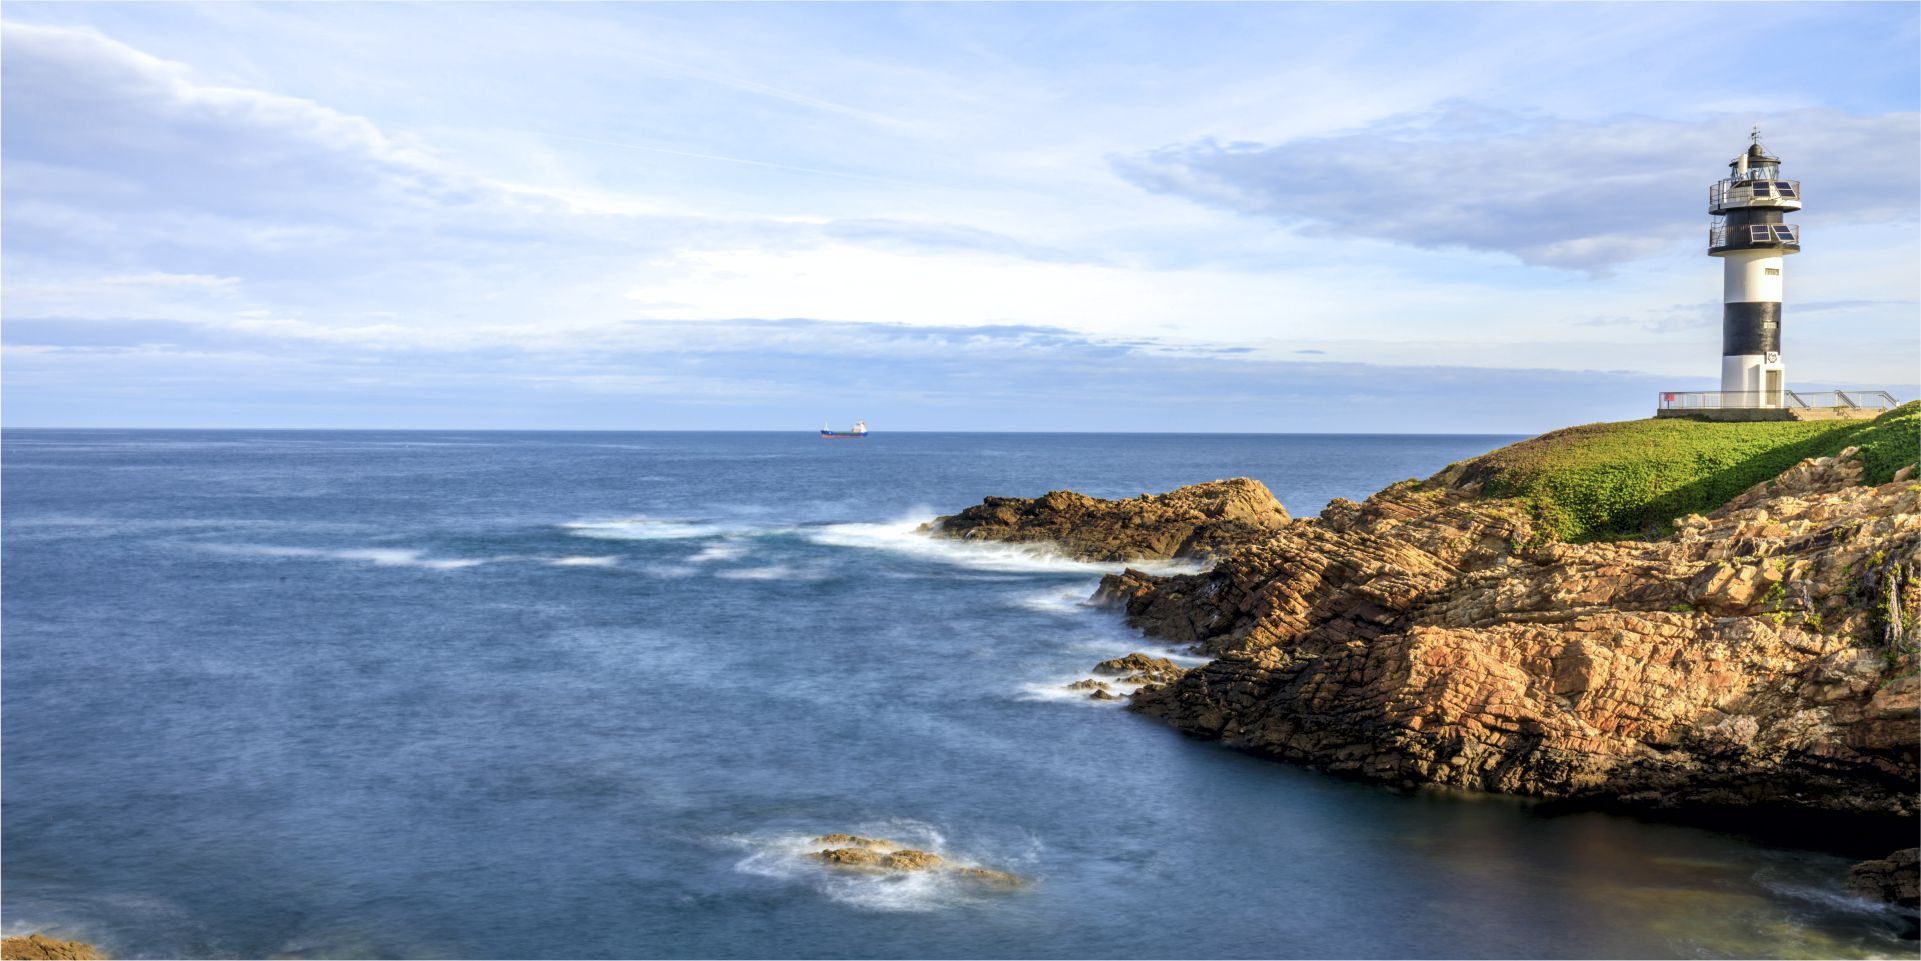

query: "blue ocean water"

left=2, top=430, right=1911, bottom=960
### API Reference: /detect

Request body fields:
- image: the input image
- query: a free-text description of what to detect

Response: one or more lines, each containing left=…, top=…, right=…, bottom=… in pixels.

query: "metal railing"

left=1709, top=179, right=1801, bottom=213
left=1657, top=390, right=1901, bottom=411
left=1709, top=222, right=1800, bottom=249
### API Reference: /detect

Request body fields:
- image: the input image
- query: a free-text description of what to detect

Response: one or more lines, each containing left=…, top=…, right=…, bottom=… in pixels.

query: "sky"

left=3, top=1, right=1916, bottom=432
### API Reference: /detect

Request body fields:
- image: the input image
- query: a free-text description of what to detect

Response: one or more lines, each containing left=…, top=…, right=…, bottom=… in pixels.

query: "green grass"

left=1451, top=402, right=1918, bottom=543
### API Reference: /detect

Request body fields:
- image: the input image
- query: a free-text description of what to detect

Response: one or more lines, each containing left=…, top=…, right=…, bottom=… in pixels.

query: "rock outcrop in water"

left=1, top=935, right=104, bottom=961
left=1848, top=848, right=1921, bottom=907
left=808, top=834, right=1023, bottom=886
left=924, top=478, right=1290, bottom=562
left=946, top=453, right=1921, bottom=819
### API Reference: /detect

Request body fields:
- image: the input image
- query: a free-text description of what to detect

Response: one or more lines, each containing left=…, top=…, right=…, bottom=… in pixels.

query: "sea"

left=2, top=429, right=1913, bottom=960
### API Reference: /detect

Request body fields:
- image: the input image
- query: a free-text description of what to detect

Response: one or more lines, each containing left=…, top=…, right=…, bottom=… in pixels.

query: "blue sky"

left=3, top=2, right=1916, bottom=431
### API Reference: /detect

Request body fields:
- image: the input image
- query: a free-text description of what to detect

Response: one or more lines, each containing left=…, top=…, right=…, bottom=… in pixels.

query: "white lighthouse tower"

left=1659, top=132, right=1898, bottom=419
left=1707, top=129, right=1799, bottom=405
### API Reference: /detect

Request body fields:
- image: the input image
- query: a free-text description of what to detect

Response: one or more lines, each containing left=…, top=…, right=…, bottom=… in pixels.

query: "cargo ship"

left=820, top=420, right=868, bottom=439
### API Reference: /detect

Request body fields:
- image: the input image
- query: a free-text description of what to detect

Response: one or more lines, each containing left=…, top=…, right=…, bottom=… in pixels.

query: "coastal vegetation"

left=1454, top=401, right=1919, bottom=542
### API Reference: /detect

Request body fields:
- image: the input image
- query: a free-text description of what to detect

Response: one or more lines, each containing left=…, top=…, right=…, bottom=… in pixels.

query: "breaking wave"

left=201, top=545, right=489, bottom=570
left=804, top=513, right=1204, bottom=576
left=562, top=517, right=783, bottom=542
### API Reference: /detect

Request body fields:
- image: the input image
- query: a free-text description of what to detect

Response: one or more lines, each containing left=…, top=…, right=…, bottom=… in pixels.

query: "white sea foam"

left=689, top=541, right=750, bottom=564
left=202, top=544, right=489, bottom=570
left=715, top=564, right=813, bottom=581
left=636, top=563, right=701, bottom=579
left=1065, top=639, right=1211, bottom=668
left=1014, top=680, right=1135, bottom=708
left=726, top=821, right=1030, bottom=912
left=805, top=513, right=1204, bottom=576
left=547, top=555, right=619, bottom=567
left=562, top=517, right=780, bottom=541
left=1017, top=587, right=1097, bottom=615
left=1755, top=873, right=1905, bottom=917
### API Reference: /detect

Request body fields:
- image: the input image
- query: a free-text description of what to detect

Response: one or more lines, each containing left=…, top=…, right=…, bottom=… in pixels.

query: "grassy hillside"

left=1451, top=401, right=1918, bottom=542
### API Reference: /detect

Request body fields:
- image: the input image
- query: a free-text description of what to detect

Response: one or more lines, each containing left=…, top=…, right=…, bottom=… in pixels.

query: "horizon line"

left=0, top=425, right=1535, bottom=437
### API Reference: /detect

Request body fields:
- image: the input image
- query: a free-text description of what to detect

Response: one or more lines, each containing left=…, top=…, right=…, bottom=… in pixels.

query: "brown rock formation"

left=1848, top=847, right=1920, bottom=907
left=812, top=833, right=896, bottom=849
left=1112, top=455, right=1920, bottom=815
left=809, top=835, right=1024, bottom=885
left=944, top=451, right=1919, bottom=818
left=814, top=846, right=945, bottom=870
left=1, top=935, right=104, bottom=961
left=924, top=478, right=1290, bottom=562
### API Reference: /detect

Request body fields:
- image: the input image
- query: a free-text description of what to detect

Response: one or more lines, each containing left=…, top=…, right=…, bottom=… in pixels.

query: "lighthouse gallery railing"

left=1657, top=390, right=1901, bottom=411
left=1708, top=179, right=1801, bottom=213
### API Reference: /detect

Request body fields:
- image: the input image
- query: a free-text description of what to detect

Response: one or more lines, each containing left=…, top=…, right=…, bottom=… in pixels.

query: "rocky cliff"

left=939, top=445, right=1920, bottom=819
left=924, top=477, right=1290, bottom=562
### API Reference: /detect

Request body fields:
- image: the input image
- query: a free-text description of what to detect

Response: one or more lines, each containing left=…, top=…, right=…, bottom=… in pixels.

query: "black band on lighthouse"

left=1722, top=301, right=1781, bottom=355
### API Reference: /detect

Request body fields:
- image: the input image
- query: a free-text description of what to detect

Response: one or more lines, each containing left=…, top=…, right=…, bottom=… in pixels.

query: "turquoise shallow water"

left=2, top=430, right=1912, bottom=959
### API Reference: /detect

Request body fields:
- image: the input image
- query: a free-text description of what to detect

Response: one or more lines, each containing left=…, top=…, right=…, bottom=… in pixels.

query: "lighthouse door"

left=1763, top=369, right=1783, bottom=407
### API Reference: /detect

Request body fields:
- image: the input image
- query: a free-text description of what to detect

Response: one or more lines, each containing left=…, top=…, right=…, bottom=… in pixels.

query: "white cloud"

left=1113, top=103, right=1921, bottom=270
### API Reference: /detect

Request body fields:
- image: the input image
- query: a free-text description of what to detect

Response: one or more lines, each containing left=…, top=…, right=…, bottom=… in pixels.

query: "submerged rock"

left=1, top=935, right=104, bottom=961
left=879, top=849, right=944, bottom=871
left=924, top=478, right=1291, bottom=562
left=952, top=866, right=1025, bottom=887
left=815, top=846, right=943, bottom=871
left=810, top=834, right=1023, bottom=886
left=1848, top=848, right=1920, bottom=907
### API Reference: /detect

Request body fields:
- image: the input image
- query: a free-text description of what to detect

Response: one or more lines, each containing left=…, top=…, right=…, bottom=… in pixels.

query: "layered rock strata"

left=924, top=478, right=1290, bottom=562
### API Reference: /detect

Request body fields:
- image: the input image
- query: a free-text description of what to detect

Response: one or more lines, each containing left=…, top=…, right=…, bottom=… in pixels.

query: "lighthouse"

left=1659, top=133, right=1898, bottom=420
left=1707, top=130, right=1799, bottom=405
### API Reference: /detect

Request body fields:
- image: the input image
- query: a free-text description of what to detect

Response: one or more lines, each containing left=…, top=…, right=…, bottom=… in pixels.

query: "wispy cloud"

left=1112, top=102, right=1920, bottom=271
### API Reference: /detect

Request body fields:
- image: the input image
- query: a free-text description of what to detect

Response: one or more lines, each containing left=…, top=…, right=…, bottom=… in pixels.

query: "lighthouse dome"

left=1730, top=142, right=1781, bottom=180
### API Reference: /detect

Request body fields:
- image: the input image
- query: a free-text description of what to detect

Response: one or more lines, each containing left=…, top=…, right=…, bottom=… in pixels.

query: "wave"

left=715, top=564, right=826, bottom=582
left=561, top=517, right=778, bottom=541
left=636, top=563, right=701, bottom=579
left=1755, top=871, right=1908, bottom=918
left=199, top=545, right=631, bottom=572
left=689, top=541, right=750, bottom=564
left=1014, top=680, right=1135, bottom=708
left=805, top=513, right=1205, bottom=576
left=202, top=544, right=489, bottom=570
left=1016, top=587, right=1098, bottom=615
